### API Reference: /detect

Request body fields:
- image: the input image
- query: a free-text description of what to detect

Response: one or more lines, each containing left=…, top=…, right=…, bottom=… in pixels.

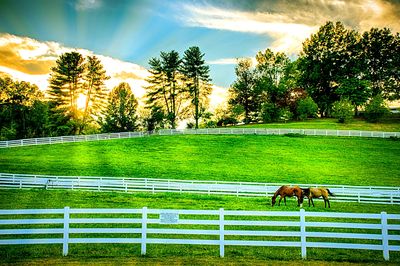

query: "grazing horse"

left=271, top=185, right=304, bottom=207
left=302, top=187, right=335, bottom=208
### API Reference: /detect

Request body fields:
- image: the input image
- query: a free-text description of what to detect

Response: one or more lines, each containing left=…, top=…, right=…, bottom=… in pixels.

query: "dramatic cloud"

left=0, top=33, right=149, bottom=98
left=177, top=0, right=400, bottom=54
left=0, top=33, right=226, bottom=108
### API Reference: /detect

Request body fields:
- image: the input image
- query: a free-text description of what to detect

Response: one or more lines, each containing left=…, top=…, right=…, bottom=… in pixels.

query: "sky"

left=0, top=0, right=399, bottom=108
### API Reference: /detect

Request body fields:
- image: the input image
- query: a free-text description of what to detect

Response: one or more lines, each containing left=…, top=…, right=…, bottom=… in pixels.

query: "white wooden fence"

left=0, top=207, right=399, bottom=260
left=1, top=128, right=399, bottom=148
left=1, top=173, right=400, bottom=205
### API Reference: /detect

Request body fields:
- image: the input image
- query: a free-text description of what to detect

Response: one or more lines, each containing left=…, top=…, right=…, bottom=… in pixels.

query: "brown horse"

left=302, top=187, right=335, bottom=208
left=271, top=185, right=304, bottom=207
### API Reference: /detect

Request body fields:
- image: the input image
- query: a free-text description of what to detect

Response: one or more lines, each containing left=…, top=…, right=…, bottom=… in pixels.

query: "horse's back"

left=310, top=188, right=324, bottom=197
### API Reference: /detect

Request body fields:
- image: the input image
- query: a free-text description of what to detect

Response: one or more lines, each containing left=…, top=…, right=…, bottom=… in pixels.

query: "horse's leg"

left=327, top=198, right=330, bottom=208
left=311, top=198, right=315, bottom=207
left=308, top=197, right=311, bottom=207
left=324, top=198, right=327, bottom=208
left=278, top=196, right=282, bottom=206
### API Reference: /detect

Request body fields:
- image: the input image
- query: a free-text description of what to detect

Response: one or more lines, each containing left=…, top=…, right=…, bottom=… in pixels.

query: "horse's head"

left=271, top=196, right=276, bottom=207
left=297, top=188, right=309, bottom=207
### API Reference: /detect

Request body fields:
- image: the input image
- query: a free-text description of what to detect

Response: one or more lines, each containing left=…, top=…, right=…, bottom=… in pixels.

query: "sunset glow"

left=76, top=93, right=87, bottom=110
left=0, top=0, right=399, bottom=107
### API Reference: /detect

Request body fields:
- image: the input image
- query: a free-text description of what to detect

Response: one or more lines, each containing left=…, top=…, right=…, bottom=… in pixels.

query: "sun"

left=76, top=93, right=87, bottom=110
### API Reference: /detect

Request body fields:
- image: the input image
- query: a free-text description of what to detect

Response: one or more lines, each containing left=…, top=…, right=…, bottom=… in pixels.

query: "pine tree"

left=181, top=46, right=211, bottom=129
left=82, top=56, right=110, bottom=125
left=145, top=51, right=187, bottom=129
left=48, top=51, right=85, bottom=119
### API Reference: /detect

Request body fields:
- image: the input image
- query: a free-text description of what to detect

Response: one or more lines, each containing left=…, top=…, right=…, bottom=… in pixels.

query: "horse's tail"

left=326, top=188, right=335, bottom=197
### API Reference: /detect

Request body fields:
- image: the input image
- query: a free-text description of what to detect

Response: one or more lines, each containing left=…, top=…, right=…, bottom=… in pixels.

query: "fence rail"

left=0, top=207, right=399, bottom=260
left=1, top=128, right=399, bottom=148
left=1, top=173, right=399, bottom=205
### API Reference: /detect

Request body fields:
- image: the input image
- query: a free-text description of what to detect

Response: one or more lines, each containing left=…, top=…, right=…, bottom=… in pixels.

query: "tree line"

left=226, top=21, right=399, bottom=125
left=1, top=21, right=399, bottom=140
left=0, top=46, right=211, bottom=140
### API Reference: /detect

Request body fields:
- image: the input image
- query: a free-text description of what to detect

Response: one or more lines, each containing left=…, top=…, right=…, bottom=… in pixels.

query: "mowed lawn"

left=1, top=189, right=400, bottom=264
left=0, top=134, right=399, bottom=186
left=236, top=117, right=400, bottom=132
left=0, top=189, right=400, bottom=265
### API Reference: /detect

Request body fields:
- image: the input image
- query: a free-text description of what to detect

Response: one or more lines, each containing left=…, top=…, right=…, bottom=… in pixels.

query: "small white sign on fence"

left=160, top=212, right=179, bottom=224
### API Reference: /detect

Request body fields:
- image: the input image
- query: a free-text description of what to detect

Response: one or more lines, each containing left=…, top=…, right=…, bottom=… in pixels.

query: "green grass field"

left=1, top=189, right=399, bottom=265
left=236, top=117, right=400, bottom=132
left=1, top=134, right=399, bottom=186
left=1, top=121, right=400, bottom=264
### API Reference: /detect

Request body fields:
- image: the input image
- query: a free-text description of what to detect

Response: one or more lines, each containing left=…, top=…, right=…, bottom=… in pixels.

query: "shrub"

left=0, top=123, right=17, bottom=140
left=364, top=95, right=390, bottom=123
left=280, top=108, right=293, bottom=123
left=284, top=133, right=305, bottom=138
left=332, top=98, right=354, bottom=123
left=261, top=102, right=280, bottom=123
left=296, top=97, right=318, bottom=120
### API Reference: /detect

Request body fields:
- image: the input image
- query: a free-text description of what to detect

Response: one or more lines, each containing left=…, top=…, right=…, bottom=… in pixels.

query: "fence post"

left=300, top=208, right=307, bottom=259
left=63, top=206, right=70, bottom=256
left=219, top=208, right=225, bottom=257
left=381, top=212, right=389, bottom=261
left=141, top=207, right=147, bottom=255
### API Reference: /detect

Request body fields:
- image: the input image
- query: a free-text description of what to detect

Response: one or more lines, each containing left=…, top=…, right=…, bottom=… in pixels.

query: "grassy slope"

left=0, top=135, right=399, bottom=186
left=0, top=189, right=399, bottom=264
left=236, top=117, right=400, bottom=131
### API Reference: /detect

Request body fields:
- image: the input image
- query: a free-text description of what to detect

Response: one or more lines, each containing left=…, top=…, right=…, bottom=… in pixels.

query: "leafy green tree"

left=260, top=102, right=281, bottom=123
left=336, top=78, right=371, bottom=115
left=362, top=28, right=400, bottom=100
left=229, top=58, right=258, bottom=124
left=145, top=51, right=187, bottom=128
left=181, top=46, right=212, bottom=129
left=296, top=96, right=318, bottom=120
left=298, top=21, right=362, bottom=117
left=332, top=98, right=354, bottom=123
left=0, top=76, right=48, bottom=139
left=255, top=48, right=291, bottom=105
left=364, top=95, right=390, bottom=123
left=101, top=82, right=138, bottom=132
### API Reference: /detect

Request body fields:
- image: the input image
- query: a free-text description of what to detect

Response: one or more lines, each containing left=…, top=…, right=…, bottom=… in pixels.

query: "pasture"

left=0, top=189, right=400, bottom=265
left=237, top=117, right=400, bottom=132
left=1, top=132, right=400, bottom=264
left=0, top=134, right=399, bottom=186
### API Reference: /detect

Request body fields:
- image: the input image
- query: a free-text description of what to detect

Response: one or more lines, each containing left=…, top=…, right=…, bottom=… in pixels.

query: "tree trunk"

left=195, top=78, right=199, bottom=129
